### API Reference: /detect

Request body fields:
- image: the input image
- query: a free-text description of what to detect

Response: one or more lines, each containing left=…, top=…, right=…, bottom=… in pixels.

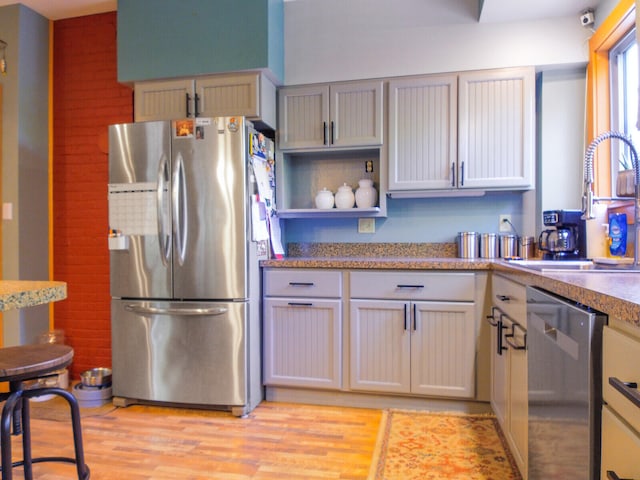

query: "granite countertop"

left=261, top=242, right=640, bottom=329
left=0, top=281, right=67, bottom=312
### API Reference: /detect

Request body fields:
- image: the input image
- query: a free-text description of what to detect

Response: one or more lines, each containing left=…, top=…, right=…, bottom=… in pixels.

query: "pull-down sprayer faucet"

left=582, top=131, right=640, bottom=267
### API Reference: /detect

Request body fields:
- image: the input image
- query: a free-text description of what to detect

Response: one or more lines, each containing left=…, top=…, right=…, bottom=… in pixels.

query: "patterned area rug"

left=369, top=409, right=522, bottom=480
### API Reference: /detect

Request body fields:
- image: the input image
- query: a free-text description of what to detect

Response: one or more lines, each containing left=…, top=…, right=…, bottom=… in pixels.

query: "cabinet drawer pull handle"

left=287, top=302, right=313, bottom=307
left=496, top=294, right=511, bottom=302
left=323, top=122, right=327, bottom=145
left=609, top=377, right=640, bottom=409
left=288, top=282, right=315, bottom=286
left=504, top=322, right=527, bottom=350
left=185, top=93, right=191, bottom=118
left=486, top=306, right=502, bottom=327
left=606, top=471, right=634, bottom=480
left=330, top=121, right=335, bottom=144
left=194, top=93, right=200, bottom=117
left=451, top=163, right=455, bottom=187
left=460, top=161, right=465, bottom=186
left=396, top=284, right=425, bottom=289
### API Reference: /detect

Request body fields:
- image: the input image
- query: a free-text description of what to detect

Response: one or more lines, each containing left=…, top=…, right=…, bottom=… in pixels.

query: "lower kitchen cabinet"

left=350, top=299, right=475, bottom=397
left=349, top=271, right=477, bottom=399
left=262, top=268, right=343, bottom=390
left=601, top=324, right=640, bottom=479
left=489, top=274, right=528, bottom=478
left=263, top=298, right=342, bottom=389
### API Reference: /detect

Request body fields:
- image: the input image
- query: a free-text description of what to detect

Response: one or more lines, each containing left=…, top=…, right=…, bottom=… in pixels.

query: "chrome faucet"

left=582, top=131, right=640, bottom=267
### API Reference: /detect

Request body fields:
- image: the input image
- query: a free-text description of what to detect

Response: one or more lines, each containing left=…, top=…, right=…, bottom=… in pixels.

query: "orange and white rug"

left=369, top=409, right=522, bottom=480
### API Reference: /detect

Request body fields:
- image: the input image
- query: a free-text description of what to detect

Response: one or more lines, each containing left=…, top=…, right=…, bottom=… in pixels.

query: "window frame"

left=587, top=0, right=636, bottom=197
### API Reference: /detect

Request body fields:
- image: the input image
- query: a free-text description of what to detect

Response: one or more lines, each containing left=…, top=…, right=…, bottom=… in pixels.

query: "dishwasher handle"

left=609, top=376, right=640, bottom=409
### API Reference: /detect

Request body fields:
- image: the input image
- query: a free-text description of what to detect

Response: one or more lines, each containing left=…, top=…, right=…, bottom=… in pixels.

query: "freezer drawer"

left=111, top=299, right=247, bottom=407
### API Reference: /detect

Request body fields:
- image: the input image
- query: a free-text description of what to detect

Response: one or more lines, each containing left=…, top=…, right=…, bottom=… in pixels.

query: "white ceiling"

left=0, top=0, right=602, bottom=22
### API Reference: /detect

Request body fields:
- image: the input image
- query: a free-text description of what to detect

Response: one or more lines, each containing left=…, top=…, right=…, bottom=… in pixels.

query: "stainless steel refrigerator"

left=108, top=117, right=273, bottom=416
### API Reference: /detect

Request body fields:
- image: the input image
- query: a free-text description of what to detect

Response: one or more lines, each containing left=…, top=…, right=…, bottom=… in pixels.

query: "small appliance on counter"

left=538, top=209, right=587, bottom=260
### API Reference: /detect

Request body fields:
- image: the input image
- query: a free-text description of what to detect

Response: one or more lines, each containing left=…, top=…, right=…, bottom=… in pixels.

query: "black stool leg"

left=24, top=388, right=90, bottom=480
left=1, top=390, right=23, bottom=480
left=20, top=396, right=32, bottom=480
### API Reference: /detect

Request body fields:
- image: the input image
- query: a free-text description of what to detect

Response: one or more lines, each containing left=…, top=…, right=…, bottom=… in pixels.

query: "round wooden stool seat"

left=0, top=344, right=73, bottom=383
left=0, top=344, right=90, bottom=480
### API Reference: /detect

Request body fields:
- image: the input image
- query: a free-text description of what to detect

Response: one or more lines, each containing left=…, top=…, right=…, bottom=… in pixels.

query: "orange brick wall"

left=52, top=12, right=133, bottom=378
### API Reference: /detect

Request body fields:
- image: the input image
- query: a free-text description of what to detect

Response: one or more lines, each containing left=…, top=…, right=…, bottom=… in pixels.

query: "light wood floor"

left=7, top=401, right=382, bottom=480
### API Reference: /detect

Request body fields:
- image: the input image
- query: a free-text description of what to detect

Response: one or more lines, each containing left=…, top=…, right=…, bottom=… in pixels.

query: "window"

left=609, top=27, right=638, bottom=183
left=586, top=0, right=636, bottom=197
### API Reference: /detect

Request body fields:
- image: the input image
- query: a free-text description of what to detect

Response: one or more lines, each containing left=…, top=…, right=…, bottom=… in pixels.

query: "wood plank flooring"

left=7, top=401, right=382, bottom=480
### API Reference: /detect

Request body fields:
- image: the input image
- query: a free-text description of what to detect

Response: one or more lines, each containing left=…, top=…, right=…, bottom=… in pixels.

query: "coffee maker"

left=538, top=209, right=588, bottom=260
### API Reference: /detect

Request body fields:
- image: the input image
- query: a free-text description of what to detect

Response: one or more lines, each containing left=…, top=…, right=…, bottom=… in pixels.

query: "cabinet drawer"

left=601, top=405, right=640, bottom=479
left=492, top=274, right=527, bottom=325
left=603, top=326, right=640, bottom=434
left=264, top=269, right=342, bottom=298
left=350, top=271, right=474, bottom=301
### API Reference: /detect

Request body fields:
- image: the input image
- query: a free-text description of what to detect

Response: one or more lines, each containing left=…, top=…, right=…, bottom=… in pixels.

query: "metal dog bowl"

left=80, top=367, right=112, bottom=387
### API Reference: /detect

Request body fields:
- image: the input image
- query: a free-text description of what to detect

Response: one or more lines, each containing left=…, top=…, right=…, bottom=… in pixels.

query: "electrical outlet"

left=365, top=160, right=374, bottom=173
left=358, top=218, right=375, bottom=233
left=499, top=214, right=512, bottom=232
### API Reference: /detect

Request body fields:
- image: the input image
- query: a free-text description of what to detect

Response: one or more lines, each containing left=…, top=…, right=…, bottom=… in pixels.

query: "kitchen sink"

left=505, top=259, right=640, bottom=273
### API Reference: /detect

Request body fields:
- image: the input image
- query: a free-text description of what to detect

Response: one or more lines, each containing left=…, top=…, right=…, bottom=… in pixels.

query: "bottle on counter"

left=608, top=212, right=627, bottom=257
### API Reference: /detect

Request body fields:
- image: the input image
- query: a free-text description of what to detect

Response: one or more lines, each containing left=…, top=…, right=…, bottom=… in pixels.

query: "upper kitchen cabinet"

left=388, top=67, right=535, bottom=196
left=458, top=67, right=535, bottom=190
left=134, top=72, right=277, bottom=129
left=278, top=80, right=384, bottom=150
left=118, top=0, right=284, bottom=84
left=388, top=74, right=458, bottom=190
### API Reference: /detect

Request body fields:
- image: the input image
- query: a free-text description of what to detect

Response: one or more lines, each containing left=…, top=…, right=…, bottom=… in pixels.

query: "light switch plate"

left=358, top=218, right=375, bottom=233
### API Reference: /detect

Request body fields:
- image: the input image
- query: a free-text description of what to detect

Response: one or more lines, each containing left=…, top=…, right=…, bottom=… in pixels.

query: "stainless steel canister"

left=457, top=232, right=478, bottom=259
left=499, top=234, right=518, bottom=258
left=479, top=233, right=498, bottom=258
left=518, top=236, right=536, bottom=259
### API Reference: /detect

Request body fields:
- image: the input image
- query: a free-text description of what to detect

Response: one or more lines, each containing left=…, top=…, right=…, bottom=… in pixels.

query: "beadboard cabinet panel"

left=458, top=67, right=535, bottom=189
left=411, top=302, right=476, bottom=398
left=263, top=298, right=342, bottom=389
left=388, top=75, right=457, bottom=190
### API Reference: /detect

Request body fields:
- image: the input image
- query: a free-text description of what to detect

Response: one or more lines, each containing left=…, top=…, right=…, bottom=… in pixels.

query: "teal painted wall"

left=117, top=0, right=284, bottom=83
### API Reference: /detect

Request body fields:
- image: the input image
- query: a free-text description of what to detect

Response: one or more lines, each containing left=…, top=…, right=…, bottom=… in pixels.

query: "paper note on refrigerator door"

left=108, top=182, right=159, bottom=236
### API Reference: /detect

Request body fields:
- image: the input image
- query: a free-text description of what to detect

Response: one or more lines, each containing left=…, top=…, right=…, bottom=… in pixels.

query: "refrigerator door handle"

left=157, top=154, right=171, bottom=266
left=172, top=152, right=188, bottom=265
left=124, top=304, right=228, bottom=316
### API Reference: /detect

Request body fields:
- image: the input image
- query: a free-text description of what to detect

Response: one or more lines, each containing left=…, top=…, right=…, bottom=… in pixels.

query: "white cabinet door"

left=458, top=67, right=535, bottom=190
left=388, top=75, right=457, bottom=190
left=263, top=298, right=342, bottom=389
left=331, top=81, right=383, bottom=147
left=350, top=298, right=475, bottom=398
left=278, top=85, right=330, bottom=149
left=278, top=81, right=383, bottom=150
left=601, top=405, right=640, bottom=480
left=196, top=74, right=260, bottom=118
left=411, top=301, right=476, bottom=398
left=134, top=78, right=194, bottom=122
left=349, top=299, right=411, bottom=393
left=134, top=73, right=274, bottom=124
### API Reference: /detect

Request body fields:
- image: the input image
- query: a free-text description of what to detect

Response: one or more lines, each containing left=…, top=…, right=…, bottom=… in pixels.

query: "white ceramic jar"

left=334, top=183, right=355, bottom=209
left=355, top=179, right=377, bottom=208
left=315, top=188, right=334, bottom=209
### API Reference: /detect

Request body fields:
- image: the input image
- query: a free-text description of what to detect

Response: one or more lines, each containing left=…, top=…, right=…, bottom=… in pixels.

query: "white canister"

left=355, top=179, right=377, bottom=208
left=335, top=183, right=355, bottom=209
left=314, top=188, right=334, bottom=209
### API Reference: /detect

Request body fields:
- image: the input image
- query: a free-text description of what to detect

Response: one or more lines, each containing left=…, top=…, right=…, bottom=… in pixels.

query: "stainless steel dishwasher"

left=526, top=286, right=607, bottom=480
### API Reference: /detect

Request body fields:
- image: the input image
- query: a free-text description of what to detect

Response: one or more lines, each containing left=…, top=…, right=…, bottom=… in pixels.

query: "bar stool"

left=0, top=344, right=90, bottom=479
